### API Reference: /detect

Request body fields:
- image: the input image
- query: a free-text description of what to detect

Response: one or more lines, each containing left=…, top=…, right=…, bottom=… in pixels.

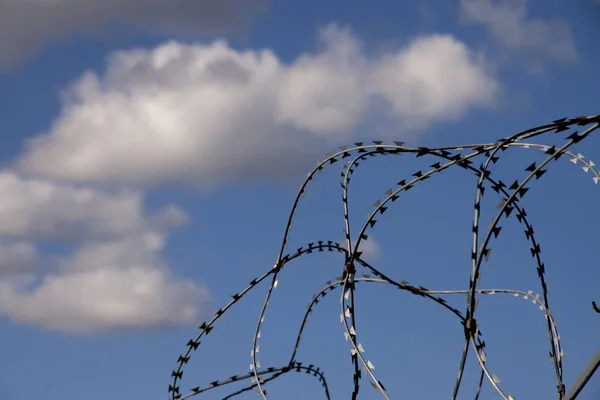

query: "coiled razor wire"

left=168, top=115, right=600, bottom=399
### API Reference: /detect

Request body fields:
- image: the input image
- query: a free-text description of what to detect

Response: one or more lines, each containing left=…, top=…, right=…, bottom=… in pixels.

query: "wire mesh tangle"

left=168, top=115, right=600, bottom=400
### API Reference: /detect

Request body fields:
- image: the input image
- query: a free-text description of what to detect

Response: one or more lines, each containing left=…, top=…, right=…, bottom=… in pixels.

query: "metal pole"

left=563, top=347, right=600, bottom=400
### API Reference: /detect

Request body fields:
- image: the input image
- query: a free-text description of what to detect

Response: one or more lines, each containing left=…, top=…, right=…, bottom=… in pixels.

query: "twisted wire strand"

left=338, top=142, right=598, bottom=396
left=339, top=118, right=599, bottom=399
left=177, top=363, right=330, bottom=400
left=168, top=114, right=599, bottom=399
left=292, top=276, right=562, bottom=397
left=465, top=121, right=600, bottom=399
left=336, top=141, right=595, bottom=394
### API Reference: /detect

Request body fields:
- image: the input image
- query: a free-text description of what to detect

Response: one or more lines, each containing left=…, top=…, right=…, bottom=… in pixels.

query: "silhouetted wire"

left=168, top=115, right=600, bottom=399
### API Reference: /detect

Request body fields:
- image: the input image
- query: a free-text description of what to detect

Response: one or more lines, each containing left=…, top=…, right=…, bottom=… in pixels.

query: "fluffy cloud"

left=0, top=172, right=209, bottom=334
left=4, top=24, right=500, bottom=334
left=0, top=172, right=187, bottom=241
left=2, top=273, right=207, bottom=333
left=0, top=239, right=210, bottom=334
left=0, top=0, right=267, bottom=68
left=459, top=0, right=577, bottom=64
left=16, top=25, right=499, bottom=189
left=0, top=241, right=38, bottom=277
left=353, top=236, right=381, bottom=261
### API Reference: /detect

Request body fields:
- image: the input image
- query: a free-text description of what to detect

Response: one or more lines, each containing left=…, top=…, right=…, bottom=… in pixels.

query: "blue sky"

left=1, top=0, right=600, bottom=399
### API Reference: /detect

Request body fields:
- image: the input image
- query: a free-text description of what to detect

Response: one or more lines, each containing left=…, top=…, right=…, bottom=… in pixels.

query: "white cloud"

left=354, top=236, right=381, bottom=261
left=368, top=34, right=497, bottom=128
left=0, top=172, right=208, bottom=334
left=0, top=172, right=188, bottom=241
left=0, top=241, right=38, bottom=277
left=56, top=233, right=167, bottom=273
left=0, top=0, right=267, bottom=68
left=459, top=0, right=577, bottom=64
left=16, top=25, right=499, bottom=189
left=0, top=265, right=210, bottom=334
left=342, top=236, right=381, bottom=261
left=275, top=26, right=370, bottom=134
left=3, top=24, right=501, bottom=334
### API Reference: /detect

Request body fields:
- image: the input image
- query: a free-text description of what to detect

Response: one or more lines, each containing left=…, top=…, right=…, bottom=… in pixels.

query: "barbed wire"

left=168, top=115, right=600, bottom=399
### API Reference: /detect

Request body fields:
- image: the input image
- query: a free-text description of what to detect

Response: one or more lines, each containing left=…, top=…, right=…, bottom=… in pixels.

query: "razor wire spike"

left=493, top=373, right=501, bottom=384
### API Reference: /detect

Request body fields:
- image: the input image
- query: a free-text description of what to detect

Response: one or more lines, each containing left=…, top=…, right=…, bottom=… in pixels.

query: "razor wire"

left=168, top=115, right=600, bottom=399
